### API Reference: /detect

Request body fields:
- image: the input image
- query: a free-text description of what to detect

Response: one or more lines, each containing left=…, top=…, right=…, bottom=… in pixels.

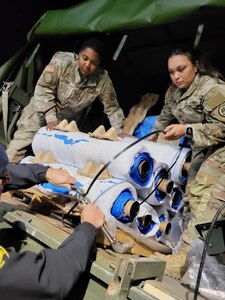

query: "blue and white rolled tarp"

left=32, top=127, right=155, bottom=188
left=78, top=176, right=139, bottom=224
left=137, top=163, right=172, bottom=206
left=33, top=162, right=139, bottom=224
left=123, top=137, right=191, bottom=187
left=140, top=140, right=191, bottom=187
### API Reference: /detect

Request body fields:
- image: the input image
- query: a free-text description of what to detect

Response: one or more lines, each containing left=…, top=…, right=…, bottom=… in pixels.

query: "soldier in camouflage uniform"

left=151, top=48, right=225, bottom=279
left=6, top=38, right=125, bottom=163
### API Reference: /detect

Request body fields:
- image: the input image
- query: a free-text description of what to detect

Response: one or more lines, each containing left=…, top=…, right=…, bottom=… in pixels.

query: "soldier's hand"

left=81, top=204, right=105, bottom=229
left=162, top=124, right=186, bottom=140
left=45, top=168, right=76, bottom=189
left=46, top=121, right=59, bottom=131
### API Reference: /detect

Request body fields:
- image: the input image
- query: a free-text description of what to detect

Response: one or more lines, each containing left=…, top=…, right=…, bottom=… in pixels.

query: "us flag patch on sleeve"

left=44, top=65, right=55, bottom=73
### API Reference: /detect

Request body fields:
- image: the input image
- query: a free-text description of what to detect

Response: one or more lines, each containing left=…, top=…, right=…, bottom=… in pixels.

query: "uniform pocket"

left=77, top=89, right=98, bottom=107
left=181, top=100, right=204, bottom=123
left=17, top=109, right=44, bottom=130
left=57, top=79, right=74, bottom=104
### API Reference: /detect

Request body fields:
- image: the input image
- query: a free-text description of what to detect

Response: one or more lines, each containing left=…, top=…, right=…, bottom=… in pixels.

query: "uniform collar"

left=173, top=74, right=201, bottom=100
left=183, top=73, right=201, bottom=97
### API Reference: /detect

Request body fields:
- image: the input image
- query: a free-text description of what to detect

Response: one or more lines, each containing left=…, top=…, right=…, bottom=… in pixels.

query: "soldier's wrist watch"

left=185, top=126, right=193, bottom=138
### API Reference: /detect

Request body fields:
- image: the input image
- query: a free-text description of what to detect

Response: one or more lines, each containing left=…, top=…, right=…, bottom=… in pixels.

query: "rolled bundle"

left=36, top=162, right=139, bottom=224
left=32, top=127, right=155, bottom=188
left=130, top=202, right=160, bottom=237
left=124, top=137, right=191, bottom=186
left=74, top=176, right=140, bottom=224
left=142, top=140, right=191, bottom=187
left=137, top=163, right=173, bottom=206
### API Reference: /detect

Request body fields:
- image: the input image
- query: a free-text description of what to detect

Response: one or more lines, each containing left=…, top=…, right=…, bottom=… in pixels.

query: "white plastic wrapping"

left=124, top=137, right=191, bottom=186
left=32, top=127, right=155, bottom=188
left=182, top=238, right=225, bottom=300
left=32, top=162, right=138, bottom=224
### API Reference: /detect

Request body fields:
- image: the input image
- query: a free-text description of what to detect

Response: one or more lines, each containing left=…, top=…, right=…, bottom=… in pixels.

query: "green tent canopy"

left=28, top=0, right=225, bottom=39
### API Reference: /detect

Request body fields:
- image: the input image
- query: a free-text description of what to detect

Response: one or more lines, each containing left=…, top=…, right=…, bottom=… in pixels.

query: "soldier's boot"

left=152, top=242, right=189, bottom=279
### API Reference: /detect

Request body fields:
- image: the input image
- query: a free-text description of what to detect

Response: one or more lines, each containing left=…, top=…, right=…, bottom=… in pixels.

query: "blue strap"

left=41, top=182, right=70, bottom=195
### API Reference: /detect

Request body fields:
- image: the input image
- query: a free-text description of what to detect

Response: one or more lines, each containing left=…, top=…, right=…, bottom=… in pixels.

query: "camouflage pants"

left=6, top=104, right=45, bottom=163
left=181, top=146, right=225, bottom=244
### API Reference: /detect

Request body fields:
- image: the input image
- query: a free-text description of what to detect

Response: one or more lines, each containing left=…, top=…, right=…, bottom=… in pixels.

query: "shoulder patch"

left=219, top=105, right=225, bottom=117
left=205, top=86, right=225, bottom=109
left=204, top=86, right=225, bottom=121
left=43, top=72, right=53, bottom=84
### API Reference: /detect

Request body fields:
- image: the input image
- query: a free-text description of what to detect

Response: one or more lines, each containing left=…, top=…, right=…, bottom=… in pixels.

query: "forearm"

left=107, top=106, right=125, bottom=132
left=4, top=164, right=49, bottom=191
left=190, top=123, right=225, bottom=148
left=153, top=103, right=176, bottom=132
left=100, top=75, right=125, bottom=132
left=0, top=223, right=97, bottom=300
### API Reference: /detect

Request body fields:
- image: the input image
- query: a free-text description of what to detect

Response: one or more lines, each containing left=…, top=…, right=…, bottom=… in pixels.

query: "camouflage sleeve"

left=33, top=52, right=63, bottom=123
left=191, top=85, right=225, bottom=148
left=98, top=73, right=125, bottom=132
left=153, top=86, right=177, bottom=131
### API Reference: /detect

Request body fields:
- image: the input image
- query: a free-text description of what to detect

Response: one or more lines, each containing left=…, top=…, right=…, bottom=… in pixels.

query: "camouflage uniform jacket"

left=153, top=74, right=225, bottom=149
left=30, top=51, right=124, bottom=131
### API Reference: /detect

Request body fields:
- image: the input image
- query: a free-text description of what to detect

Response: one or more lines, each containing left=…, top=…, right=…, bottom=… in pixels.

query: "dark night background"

left=1, top=1, right=225, bottom=121
left=0, top=1, right=83, bottom=65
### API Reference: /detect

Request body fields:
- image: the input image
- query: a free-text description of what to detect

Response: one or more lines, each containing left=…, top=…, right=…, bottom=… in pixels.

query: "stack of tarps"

left=25, top=126, right=188, bottom=251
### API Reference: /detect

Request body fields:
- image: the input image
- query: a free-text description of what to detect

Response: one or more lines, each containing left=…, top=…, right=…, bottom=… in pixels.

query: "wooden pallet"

left=2, top=188, right=170, bottom=256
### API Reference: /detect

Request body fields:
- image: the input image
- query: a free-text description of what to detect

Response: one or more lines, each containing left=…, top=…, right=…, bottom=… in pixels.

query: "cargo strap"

left=1, top=81, right=14, bottom=144
left=0, top=81, right=29, bottom=144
